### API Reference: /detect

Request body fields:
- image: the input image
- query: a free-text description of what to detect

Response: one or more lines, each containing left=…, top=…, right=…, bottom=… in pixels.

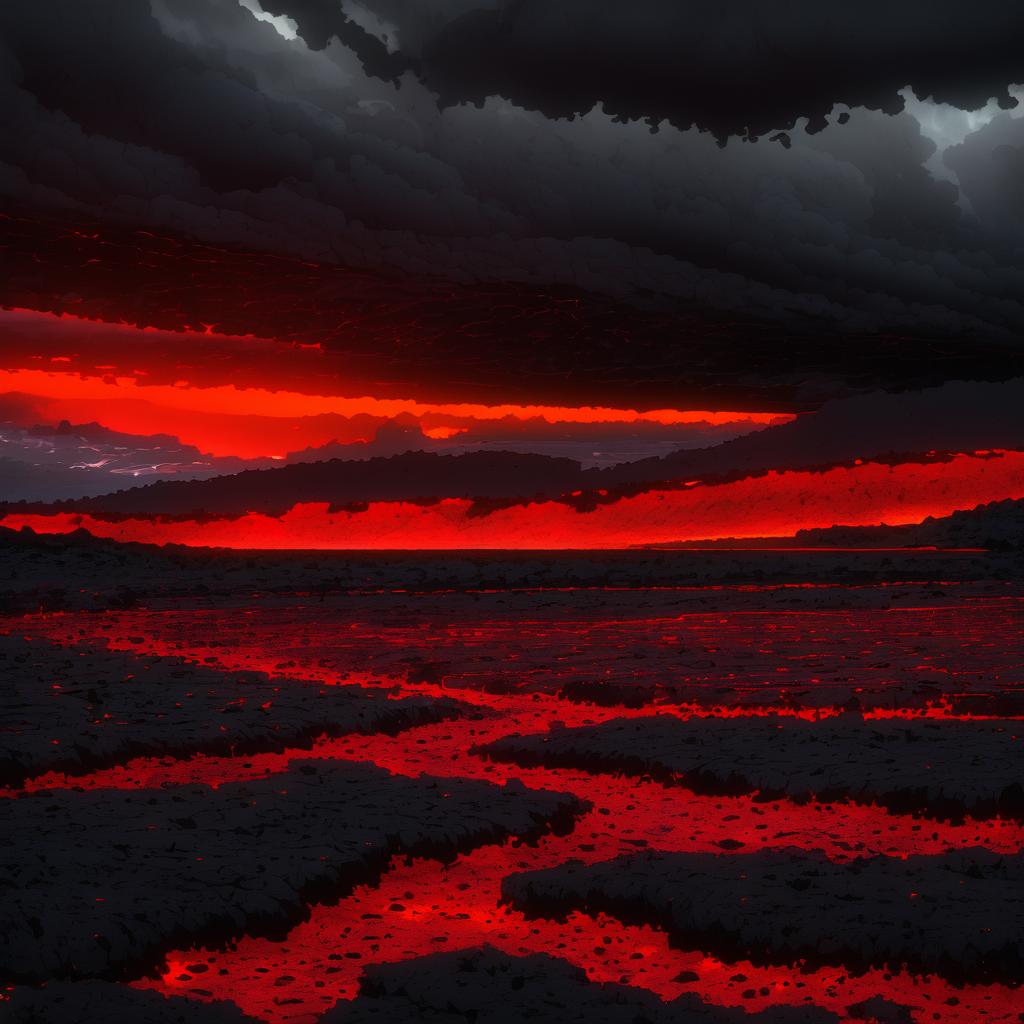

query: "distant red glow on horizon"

left=5, top=450, right=1022, bottom=548
left=0, top=366, right=783, bottom=428
left=0, top=304, right=790, bottom=459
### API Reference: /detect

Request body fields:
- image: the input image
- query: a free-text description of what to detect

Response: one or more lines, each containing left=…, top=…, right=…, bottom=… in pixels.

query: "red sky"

left=0, top=308, right=788, bottom=458
left=3, top=306, right=1022, bottom=548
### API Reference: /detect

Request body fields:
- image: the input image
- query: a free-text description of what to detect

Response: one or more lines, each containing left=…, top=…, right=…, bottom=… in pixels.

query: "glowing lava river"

left=3, top=548, right=1022, bottom=1024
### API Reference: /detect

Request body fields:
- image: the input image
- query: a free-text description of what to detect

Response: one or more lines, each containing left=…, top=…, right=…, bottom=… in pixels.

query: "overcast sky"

left=1, top=0, right=1023, bottom=342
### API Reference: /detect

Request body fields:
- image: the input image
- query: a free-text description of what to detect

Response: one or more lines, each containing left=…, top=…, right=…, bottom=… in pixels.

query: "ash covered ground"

left=2, top=532, right=1022, bottom=1023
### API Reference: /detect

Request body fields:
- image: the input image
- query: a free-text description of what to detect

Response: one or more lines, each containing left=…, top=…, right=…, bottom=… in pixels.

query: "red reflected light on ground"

left=10, top=604, right=1023, bottom=1024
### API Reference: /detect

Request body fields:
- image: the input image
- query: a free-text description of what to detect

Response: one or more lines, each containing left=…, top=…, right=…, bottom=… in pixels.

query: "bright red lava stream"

left=5, top=449, right=1024, bottom=548
left=6, top=594, right=1024, bottom=1024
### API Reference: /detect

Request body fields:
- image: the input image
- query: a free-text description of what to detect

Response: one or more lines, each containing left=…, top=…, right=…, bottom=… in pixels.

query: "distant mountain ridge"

left=648, top=499, right=1024, bottom=551
left=3, top=380, right=1022, bottom=517
left=3, top=449, right=584, bottom=517
left=593, top=379, right=1024, bottom=489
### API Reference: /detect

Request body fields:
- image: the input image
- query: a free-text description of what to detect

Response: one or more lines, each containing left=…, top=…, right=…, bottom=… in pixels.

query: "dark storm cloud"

left=1, top=0, right=1024, bottom=346
left=257, top=0, right=407, bottom=80
left=945, top=113, right=1024, bottom=234
left=271, top=0, right=1024, bottom=138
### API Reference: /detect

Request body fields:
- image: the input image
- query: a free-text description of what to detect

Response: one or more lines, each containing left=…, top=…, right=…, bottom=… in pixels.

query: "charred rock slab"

left=0, top=761, right=584, bottom=981
left=3, top=981, right=258, bottom=1023
left=479, top=715, right=1024, bottom=821
left=502, top=848, right=1024, bottom=984
left=0, top=636, right=465, bottom=785
left=324, top=945, right=838, bottom=1024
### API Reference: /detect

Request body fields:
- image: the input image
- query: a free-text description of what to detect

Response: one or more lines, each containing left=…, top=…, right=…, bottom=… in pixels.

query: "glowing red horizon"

left=5, top=449, right=1022, bottom=549
left=0, top=308, right=791, bottom=458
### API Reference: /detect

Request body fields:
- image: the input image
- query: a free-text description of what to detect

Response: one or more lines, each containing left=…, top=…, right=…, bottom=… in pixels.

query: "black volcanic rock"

left=846, top=997, right=914, bottom=1024
left=502, top=848, right=1024, bottom=983
left=4, top=981, right=259, bottom=1023
left=479, top=715, right=1024, bottom=821
left=789, top=498, right=1024, bottom=551
left=0, top=636, right=466, bottom=786
left=325, top=945, right=838, bottom=1024
left=0, top=761, right=584, bottom=981
left=6, top=525, right=1016, bottom=614
left=655, top=498, right=1024, bottom=551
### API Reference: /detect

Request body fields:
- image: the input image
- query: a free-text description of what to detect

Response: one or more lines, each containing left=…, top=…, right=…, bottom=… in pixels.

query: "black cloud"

left=258, top=0, right=407, bottom=81
left=267, top=0, right=1024, bottom=138
left=1, top=0, right=1023, bottom=351
left=946, top=112, right=1024, bottom=234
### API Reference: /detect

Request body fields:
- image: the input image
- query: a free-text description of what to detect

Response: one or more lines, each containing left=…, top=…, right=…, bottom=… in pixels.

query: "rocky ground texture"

left=480, top=715, right=1024, bottom=821
left=2, top=542, right=1021, bottom=1023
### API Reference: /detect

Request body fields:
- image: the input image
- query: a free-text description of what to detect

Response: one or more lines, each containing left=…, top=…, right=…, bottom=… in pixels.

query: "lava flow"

left=9, top=586, right=1023, bottom=1024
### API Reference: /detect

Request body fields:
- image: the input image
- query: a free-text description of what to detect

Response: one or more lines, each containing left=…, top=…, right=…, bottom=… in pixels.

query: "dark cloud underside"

left=266, top=0, right=1024, bottom=136
left=1, top=0, right=1023, bottom=386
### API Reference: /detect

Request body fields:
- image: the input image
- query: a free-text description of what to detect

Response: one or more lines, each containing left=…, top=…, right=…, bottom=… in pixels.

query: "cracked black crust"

left=502, top=848, right=1024, bottom=985
left=0, top=761, right=585, bottom=982
left=479, top=715, right=1024, bottom=822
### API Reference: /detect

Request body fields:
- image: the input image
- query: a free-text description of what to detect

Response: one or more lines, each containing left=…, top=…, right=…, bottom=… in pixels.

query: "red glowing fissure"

left=7, top=596, right=1023, bottom=1024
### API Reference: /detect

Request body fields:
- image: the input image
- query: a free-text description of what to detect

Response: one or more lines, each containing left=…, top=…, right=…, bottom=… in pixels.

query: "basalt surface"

left=326, top=946, right=840, bottom=1024
left=3, top=981, right=261, bottom=1024
left=0, top=761, right=583, bottom=981
left=503, top=848, right=1024, bottom=983
left=480, top=715, right=1024, bottom=821
left=0, top=635, right=465, bottom=786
